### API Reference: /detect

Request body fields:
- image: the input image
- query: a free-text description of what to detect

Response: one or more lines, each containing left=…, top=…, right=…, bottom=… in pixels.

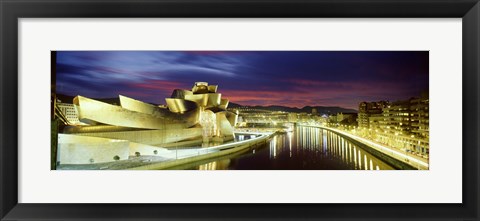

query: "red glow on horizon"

left=128, top=80, right=188, bottom=91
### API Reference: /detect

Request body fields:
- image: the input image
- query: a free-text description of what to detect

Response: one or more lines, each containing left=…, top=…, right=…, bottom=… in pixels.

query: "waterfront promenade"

left=57, top=132, right=274, bottom=170
left=130, top=132, right=274, bottom=170
left=300, top=124, right=429, bottom=170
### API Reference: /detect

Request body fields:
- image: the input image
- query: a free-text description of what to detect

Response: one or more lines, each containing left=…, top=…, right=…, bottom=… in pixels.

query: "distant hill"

left=228, top=102, right=357, bottom=115
left=227, top=102, right=243, bottom=108
left=300, top=106, right=358, bottom=114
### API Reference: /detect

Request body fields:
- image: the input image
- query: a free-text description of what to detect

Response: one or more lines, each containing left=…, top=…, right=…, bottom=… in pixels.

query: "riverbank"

left=129, top=132, right=275, bottom=170
left=57, top=131, right=275, bottom=170
left=300, top=124, right=429, bottom=170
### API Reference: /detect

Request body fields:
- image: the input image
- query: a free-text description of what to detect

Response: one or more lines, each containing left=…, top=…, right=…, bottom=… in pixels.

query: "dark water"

left=187, top=126, right=394, bottom=170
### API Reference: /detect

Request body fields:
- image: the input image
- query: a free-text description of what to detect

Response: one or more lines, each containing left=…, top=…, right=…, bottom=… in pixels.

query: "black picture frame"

left=1, top=0, right=479, bottom=220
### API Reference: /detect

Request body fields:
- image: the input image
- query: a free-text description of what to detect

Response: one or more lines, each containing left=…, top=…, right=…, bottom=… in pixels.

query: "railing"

left=167, top=132, right=273, bottom=160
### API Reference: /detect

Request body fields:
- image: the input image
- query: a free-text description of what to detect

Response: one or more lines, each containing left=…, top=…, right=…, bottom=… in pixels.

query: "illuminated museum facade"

left=56, top=82, right=238, bottom=165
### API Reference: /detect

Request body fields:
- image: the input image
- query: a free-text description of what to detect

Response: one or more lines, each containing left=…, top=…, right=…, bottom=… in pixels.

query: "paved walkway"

left=301, top=124, right=429, bottom=170
left=169, top=132, right=273, bottom=160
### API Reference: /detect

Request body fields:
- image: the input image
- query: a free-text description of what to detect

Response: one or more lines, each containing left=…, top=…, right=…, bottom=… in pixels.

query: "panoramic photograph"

left=51, top=51, right=429, bottom=170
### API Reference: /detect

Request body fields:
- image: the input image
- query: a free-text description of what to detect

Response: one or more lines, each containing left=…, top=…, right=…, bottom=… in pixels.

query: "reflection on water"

left=198, top=159, right=232, bottom=170
left=190, top=126, right=394, bottom=170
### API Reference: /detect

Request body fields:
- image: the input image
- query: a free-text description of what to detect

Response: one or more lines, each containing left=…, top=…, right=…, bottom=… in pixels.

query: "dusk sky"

left=54, top=51, right=428, bottom=110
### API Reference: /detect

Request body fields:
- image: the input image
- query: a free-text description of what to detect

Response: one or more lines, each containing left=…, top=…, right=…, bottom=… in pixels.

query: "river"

left=184, top=126, right=394, bottom=170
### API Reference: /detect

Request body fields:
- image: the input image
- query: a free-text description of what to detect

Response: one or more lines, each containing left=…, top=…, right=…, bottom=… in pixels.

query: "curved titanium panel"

left=170, top=89, right=193, bottom=99
left=206, top=93, right=222, bottom=108
left=120, top=95, right=169, bottom=116
left=192, top=82, right=209, bottom=94
left=74, top=96, right=189, bottom=130
left=215, top=111, right=234, bottom=139
left=63, top=125, right=142, bottom=134
left=225, top=111, right=238, bottom=126
left=165, top=98, right=198, bottom=113
left=208, top=85, right=218, bottom=93
left=219, top=98, right=229, bottom=109
left=184, top=94, right=209, bottom=106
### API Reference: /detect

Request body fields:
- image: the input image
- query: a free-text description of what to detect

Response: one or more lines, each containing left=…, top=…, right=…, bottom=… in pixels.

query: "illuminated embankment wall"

left=58, top=134, right=174, bottom=164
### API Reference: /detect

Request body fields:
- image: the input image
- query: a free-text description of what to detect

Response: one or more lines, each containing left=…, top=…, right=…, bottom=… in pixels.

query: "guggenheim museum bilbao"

left=55, top=82, right=239, bottom=165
